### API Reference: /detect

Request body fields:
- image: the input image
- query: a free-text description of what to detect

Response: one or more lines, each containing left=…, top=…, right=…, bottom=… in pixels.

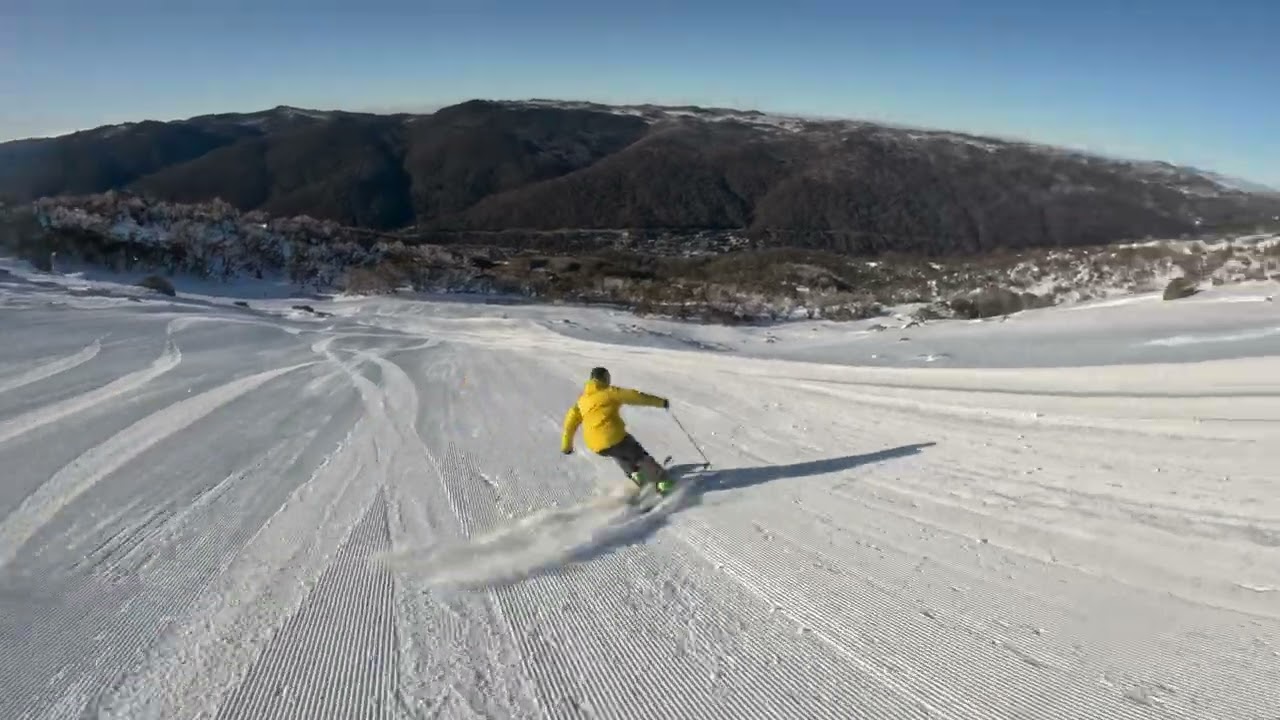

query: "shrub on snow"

left=137, top=274, right=176, bottom=296
left=1163, top=277, right=1199, bottom=301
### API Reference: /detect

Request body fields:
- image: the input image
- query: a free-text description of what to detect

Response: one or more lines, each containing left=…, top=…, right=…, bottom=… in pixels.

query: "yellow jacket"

left=562, top=379, right=668, bottom=453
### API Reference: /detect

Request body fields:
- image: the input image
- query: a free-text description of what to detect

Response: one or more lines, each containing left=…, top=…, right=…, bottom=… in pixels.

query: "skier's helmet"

left=590, top=367, right=611, bottom=386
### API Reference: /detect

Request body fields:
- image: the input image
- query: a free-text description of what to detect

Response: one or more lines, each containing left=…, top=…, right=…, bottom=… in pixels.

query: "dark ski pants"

left=598, top=434, right=656, bottom=479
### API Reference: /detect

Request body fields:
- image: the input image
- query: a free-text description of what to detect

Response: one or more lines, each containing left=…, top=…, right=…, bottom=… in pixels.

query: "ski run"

left=1, top=262, right=1278, bottom=719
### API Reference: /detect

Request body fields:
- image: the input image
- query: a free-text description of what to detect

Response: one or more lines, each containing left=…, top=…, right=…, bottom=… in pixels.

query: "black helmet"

left=590, top=367, right=611, bottom=386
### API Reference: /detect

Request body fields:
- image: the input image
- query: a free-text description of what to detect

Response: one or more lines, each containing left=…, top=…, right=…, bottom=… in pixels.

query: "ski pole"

left=670, top=409, right=711, bottom=467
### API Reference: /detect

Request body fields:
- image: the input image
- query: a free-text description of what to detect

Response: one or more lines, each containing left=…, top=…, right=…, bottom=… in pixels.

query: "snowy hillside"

left=9, top=193, right=1280, bottom=326
left=1, top=261, right=1277, bottom=719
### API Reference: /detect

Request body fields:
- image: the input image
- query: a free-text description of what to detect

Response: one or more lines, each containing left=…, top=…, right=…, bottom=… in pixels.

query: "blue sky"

left=2, top=0, right=1277, bottom=185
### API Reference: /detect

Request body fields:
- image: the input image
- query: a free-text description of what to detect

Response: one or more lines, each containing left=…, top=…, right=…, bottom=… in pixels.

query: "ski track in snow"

left=0, top=338, right=102, bottom=396
left=0, top=277, right=1277, bottom=719
left=0, top=360, right=317, bottom=569
left=0, top=323, right=181, bottom=446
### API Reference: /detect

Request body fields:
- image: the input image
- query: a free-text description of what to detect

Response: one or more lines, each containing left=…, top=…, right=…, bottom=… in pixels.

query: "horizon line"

left=3, top=96, right=1276, bottom=191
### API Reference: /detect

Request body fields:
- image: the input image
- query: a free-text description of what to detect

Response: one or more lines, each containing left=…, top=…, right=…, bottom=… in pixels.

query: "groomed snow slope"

left=1, top=264, right=1278, bottom=719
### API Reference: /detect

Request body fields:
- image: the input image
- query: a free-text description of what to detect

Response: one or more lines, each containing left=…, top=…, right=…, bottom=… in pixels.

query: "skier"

left=561, top=367, right=675, bottom=495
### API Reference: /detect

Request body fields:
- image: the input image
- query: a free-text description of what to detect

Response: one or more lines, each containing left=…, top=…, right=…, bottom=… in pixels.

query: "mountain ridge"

left=3, top=99, right=1278, bottom=254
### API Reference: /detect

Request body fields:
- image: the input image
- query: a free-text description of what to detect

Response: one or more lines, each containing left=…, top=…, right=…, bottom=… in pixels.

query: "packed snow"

left=1, top=260, right=1278, bottom=719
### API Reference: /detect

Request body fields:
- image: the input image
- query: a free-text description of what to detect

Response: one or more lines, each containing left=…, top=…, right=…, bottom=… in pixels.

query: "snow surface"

left=1, top=261, right=1278, bottom=719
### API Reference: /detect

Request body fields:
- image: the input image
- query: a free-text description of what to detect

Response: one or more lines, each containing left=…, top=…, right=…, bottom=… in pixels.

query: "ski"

left=627, top=455, right=685, bottom=513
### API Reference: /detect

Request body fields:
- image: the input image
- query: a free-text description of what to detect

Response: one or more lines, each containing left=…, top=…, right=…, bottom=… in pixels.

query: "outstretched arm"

left=611, top=387, right=669, bottom=409
left=561, top=404, right=582, bottom=453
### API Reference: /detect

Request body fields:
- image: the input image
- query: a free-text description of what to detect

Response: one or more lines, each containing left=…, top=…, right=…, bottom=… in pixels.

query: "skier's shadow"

left=413, top=442, right=938, bottom=591
left=576, top=442, right=936, bottom=561
left=671, top=442, right=936, bottom=496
